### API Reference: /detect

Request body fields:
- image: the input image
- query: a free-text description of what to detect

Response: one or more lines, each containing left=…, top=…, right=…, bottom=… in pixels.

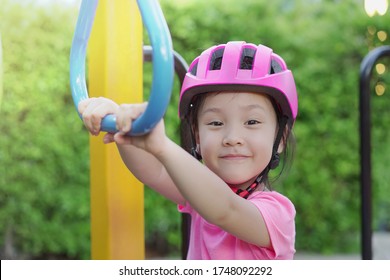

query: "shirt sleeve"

left=178, top=202, right=191, bottom=214
left=250, top=191, right=296, bottom=258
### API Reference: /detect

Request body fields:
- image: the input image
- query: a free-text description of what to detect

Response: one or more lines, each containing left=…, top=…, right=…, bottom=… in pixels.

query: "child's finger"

left=77, top=98, right=93, bottom=115
left=113, top=133, right=133, bottom=145
left=103, top=133, right=115, bottom=144
left=81, top=101, right=105, bottom=135
left=116, top=103, right=147, bottom=133
left=80, top=98, right=119, bottom=135
left=88, top=102, right=112, bottom=135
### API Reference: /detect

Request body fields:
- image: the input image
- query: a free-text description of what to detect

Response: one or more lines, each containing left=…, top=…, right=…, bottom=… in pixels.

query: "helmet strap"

left=270, top=116, right=288, bottom=170
left=187, top=119, right=202, bottom=161
left=230, top=171, right=264, bottom=199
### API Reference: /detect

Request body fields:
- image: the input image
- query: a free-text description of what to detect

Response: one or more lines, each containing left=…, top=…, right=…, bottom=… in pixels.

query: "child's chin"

left=224, top=178, right=253, bottom=188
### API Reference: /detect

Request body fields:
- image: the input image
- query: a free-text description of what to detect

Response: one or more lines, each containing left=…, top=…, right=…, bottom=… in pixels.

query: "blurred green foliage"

left=0, top=1, right=90, bottom=259
left=0, top=0, right=389, bottom=259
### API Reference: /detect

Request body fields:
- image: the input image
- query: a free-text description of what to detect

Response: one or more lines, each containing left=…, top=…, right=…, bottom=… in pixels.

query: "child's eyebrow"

left=242, top=104, right=266, bottom=112
left=201, top=104, right=266, bottom=115
left=200, top=107, right=222, bottom=115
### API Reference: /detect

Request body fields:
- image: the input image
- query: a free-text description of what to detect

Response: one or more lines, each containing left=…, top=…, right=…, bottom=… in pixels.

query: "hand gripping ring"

left=70, top=0, right=174, bottom=136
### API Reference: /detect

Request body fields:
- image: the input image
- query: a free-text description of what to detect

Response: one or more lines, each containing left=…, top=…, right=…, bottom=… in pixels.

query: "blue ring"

left=70, top=0, right=174, bottom=136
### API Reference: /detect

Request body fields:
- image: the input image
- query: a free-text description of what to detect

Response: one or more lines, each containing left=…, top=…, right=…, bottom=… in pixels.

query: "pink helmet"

left=179, top=41, right=298, bottom=124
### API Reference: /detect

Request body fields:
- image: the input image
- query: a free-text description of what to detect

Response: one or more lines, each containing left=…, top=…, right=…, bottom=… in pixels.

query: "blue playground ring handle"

left=70, top=0, right=174, bottom=136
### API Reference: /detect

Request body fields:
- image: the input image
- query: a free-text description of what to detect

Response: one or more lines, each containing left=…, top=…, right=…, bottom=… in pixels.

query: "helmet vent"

left=240, top=47, right=256, bottom=70
left=270, top=59, right=283, bottom=74
left=189, top=62, right=198, bottom=76
left=209, top=48, right=225, bottom=70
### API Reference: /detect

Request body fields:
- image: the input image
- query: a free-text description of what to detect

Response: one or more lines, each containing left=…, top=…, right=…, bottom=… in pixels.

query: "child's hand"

left=106, top=102, right=168, bottom=157
left=114, top=102, right=149, bottom=135
left=78, top=97, right=119, bottom=136
left=78, top=98, right=166, bottom=155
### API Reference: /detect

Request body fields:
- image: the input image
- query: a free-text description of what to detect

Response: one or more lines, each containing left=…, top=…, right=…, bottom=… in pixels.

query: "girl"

left=78, top=41, right=298, bottom=260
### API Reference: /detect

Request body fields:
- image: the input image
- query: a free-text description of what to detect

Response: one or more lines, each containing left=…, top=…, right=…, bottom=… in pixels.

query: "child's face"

left=196, top=92, right=278, bottom=188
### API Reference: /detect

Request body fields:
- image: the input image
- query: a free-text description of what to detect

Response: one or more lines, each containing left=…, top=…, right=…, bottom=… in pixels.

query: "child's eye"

left=246, top=120, right=261, bottom=125
left=207, top=121, right=223, bottom=126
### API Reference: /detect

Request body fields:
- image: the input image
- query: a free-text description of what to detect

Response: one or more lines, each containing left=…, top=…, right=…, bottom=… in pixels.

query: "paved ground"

left=295, top=232, right=390, bottom=260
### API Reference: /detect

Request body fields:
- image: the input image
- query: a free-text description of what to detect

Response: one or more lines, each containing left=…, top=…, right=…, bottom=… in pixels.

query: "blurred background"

left=0, top=0, right=389, bottom=259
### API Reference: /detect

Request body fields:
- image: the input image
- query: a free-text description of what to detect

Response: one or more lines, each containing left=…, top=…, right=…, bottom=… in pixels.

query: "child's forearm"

left=116, top=144, right=185, bottom=204
left=155, top=138, right=235, bottom=223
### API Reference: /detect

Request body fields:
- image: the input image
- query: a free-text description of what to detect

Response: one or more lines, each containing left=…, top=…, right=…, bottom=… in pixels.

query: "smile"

left=220, top=154, right=249, bottom=160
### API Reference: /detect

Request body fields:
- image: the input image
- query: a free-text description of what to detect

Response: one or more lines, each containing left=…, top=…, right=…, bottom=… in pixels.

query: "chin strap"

left=229, top=173, right=264, bottom=199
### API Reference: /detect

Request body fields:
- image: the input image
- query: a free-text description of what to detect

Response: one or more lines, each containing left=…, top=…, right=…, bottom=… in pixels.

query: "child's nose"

left=222, top=127, right=244, bottom=146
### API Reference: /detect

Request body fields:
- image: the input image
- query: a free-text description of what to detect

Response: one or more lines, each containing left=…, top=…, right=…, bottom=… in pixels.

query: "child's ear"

left=191, top=128, right=202, bottom=160
left=277, top=126, right=289, bottom=154
left=277, top=142, right=284, bottom=154
left=195, top=131, right=201, bottom=154
left=194, top=127, right=200, bottom=145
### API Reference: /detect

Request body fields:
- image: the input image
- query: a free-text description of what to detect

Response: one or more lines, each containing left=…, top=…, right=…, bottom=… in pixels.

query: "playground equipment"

left=70, top=0, right=174, bottom=136
left=359, top=45, right=390, bottom=260
left=70, top=0, right=174, bottom=259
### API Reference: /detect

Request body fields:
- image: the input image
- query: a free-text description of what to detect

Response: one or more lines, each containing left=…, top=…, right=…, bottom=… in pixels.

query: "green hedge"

left=0, top=0, right=389, bottom=259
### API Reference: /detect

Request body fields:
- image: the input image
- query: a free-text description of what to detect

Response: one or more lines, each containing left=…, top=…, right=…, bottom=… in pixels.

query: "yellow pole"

left=87, top=0, right=144, bottom=259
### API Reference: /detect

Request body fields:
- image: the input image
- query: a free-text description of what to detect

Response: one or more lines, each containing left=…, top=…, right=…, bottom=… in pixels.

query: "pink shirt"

left=178, top=190, right=296, bottom=260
